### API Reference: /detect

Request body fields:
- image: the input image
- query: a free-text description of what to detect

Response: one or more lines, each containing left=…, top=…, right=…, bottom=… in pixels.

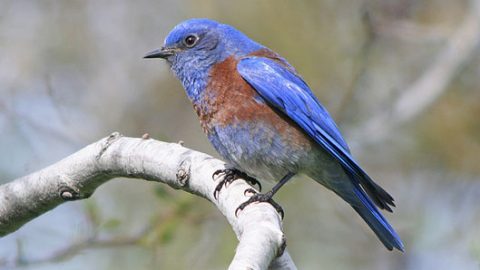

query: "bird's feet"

left=212, top=168, right=261, bottom=199
left=235, top=188, right=284, bottom=219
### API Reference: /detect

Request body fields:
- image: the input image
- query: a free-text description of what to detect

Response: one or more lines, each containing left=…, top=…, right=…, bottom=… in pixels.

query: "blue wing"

left=237, top=56, right=394, bottom=209
left=239, top=57, right=350, bottom=154
left=237, top=57, right=404, bottom=251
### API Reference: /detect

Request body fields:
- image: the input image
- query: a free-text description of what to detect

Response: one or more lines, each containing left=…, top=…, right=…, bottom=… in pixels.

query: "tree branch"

left=0, top=132, right=296, bottom=270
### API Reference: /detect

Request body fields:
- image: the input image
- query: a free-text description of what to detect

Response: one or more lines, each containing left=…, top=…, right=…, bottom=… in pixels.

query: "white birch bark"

left=0, top=132, right=296, bottom=270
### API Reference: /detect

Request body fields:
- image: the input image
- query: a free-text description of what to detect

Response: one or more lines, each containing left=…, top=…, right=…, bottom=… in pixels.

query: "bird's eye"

left=183, top=34, right=198, bottom=47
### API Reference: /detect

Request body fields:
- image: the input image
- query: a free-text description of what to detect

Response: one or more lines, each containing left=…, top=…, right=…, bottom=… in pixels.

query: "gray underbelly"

left=208, top=123, right=318, bottom=182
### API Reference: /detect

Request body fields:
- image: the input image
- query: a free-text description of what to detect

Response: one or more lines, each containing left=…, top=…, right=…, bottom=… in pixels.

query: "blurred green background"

left=1, top=0, right=479, bottom=269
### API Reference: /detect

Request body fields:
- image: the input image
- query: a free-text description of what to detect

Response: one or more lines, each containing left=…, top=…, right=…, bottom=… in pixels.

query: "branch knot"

left=176, top=158, right=191, bottom=187
left=58, top=186, right=81, bottom=201
left=96, top=132, right=122, bottom=160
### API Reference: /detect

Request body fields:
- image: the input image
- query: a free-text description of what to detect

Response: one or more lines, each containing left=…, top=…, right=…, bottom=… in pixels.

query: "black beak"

left=143, top=47, right=175, bottom=59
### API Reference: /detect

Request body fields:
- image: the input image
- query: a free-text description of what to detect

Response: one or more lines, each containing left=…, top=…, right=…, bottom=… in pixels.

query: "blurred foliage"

left=418, top=91, right=480, bottom=173
left=0, top=0, right=479, bottom=269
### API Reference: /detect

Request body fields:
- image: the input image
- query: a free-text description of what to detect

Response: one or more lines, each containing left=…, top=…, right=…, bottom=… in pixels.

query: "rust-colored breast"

left=206, top=56, right=262, bottom=126
left=194, top=48, right=311, bottom=147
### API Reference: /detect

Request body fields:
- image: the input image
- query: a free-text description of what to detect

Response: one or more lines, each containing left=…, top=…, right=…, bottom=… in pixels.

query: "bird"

left=144, top=18, right=404, bottom=252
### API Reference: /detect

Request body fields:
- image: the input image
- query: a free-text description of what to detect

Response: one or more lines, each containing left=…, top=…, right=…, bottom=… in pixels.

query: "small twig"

left=13, top=231, right=146, bottom=266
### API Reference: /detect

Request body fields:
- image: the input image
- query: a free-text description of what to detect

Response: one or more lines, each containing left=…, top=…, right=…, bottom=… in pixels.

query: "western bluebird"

left=145, top=18, right=404, bottom=251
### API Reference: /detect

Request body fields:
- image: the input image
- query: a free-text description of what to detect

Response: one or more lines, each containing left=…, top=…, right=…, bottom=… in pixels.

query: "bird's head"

left=145, top=19, right=263, bottom=94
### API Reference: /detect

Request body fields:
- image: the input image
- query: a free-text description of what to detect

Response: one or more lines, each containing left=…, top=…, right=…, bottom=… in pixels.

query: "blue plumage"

left=145, top=18, right=404, bottom=252
left=238, top=56, right=403, bottom=251
left=237, top=57, right=349, bottom=151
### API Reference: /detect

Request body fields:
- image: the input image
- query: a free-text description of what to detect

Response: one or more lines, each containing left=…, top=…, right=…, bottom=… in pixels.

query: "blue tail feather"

left=352, top=185, right=404, bottom=251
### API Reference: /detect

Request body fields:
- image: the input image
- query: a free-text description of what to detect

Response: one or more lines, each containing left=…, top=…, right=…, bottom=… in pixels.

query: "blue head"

left=145, top=19, right=263, bottom=101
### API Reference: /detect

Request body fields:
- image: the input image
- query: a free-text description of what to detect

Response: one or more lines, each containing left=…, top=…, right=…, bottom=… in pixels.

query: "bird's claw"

left=212, top=168, right=261, bottom=200
left=235, top=189, right=284, bottom=219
